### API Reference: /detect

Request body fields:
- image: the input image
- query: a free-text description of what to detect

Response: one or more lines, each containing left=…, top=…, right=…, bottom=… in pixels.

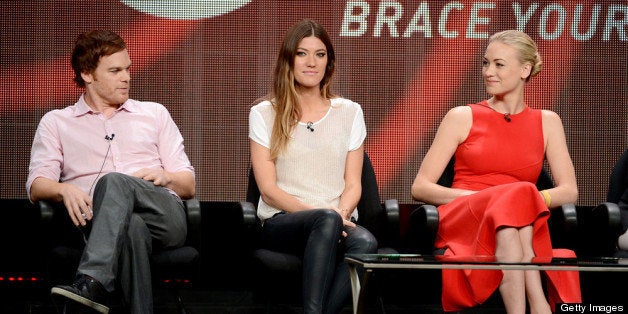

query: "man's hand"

left=132, top=168, right=195, bottom=199
left=59, top=184, right=93, bottom=227
left=133, top=168, right=171, bottom=187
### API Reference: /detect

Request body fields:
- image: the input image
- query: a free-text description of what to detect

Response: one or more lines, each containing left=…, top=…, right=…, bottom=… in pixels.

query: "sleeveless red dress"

left=435, top=101, right=581, bottom=311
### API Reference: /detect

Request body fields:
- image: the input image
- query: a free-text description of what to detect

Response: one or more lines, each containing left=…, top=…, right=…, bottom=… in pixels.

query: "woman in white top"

left=249, top=19, right=377, bottom=314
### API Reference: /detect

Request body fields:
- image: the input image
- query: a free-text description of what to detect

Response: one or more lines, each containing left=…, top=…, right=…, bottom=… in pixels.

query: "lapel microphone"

left=105, top=134, right=115, bottom=141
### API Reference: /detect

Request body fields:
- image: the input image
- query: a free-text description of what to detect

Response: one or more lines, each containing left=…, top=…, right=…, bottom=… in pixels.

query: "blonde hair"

left=267, top=19, right=336, bottom=160
left=489, top=30, right=542, bottom=81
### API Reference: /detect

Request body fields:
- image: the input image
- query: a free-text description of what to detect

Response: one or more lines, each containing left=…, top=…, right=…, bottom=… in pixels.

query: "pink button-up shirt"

left=26, top=95, right=194, bottom=201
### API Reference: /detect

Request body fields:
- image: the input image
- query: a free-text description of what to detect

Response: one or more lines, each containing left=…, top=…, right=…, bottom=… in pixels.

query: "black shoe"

left=51, top=275, right=110, bottom=314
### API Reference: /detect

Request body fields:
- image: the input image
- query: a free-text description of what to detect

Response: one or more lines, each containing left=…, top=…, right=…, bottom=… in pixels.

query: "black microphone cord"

left=80, top=135, right=113, bottom=244
left=87, top=135, right=114, bottom=196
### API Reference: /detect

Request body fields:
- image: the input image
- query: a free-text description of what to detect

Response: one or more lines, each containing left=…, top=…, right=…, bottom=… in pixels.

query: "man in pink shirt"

left=26, top=30, right=195, bottom=314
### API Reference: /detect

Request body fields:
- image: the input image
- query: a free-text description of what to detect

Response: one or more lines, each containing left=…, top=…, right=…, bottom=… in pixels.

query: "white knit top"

left=249, top=97, right=367, bottom=222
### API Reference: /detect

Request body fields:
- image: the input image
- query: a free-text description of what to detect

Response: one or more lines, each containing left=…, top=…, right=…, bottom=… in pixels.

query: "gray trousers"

left=77, top=172, right=187, bottom=314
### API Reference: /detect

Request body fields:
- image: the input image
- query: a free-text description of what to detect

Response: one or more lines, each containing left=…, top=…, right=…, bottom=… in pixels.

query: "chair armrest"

left=405, top=204, right=439, bottom=253
left=383, top=199, right=400, bottom=231
left=557, top=203, right=578, bottom=231
left=575, top=202, right=622, bottom=256
left=547, top=203, right=578, bottom=249
left=381, top=199, right=400, bottom=248
left=592, top=202, right=622, bottom=235
left=415, top=204, right=439, bottom=234
left=591, top=202, right=622, bottom=252
left=239, top=201, right=258, bottom=226
left=185, top=198, right=201, bottom=227
left=38, top=200, right=55, bottom=224
left=184, top=198, right=202, bottom=248
left=237, top=201, right=262, bottom=255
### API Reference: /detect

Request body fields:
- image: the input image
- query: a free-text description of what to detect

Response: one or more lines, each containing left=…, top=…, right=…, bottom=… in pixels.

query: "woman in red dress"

left=411, top=30, right=580, bottom=313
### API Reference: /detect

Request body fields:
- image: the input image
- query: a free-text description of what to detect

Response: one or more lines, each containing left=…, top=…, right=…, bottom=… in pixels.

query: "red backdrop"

left=1, top=1, right=626, bottom=205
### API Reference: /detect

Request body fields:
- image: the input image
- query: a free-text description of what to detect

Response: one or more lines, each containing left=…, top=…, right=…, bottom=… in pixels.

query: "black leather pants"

left=262, top=208, right=378, bottom=314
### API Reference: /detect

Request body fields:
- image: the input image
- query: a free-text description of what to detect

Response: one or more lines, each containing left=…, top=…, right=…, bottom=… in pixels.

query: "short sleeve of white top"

left=248, top=97, right=367, bottom=222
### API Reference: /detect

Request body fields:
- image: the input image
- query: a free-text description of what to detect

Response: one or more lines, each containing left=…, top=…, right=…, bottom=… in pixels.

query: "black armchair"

left=238, top=152, right=399, bottom=308
left=39, top=198, right=201, bottom=314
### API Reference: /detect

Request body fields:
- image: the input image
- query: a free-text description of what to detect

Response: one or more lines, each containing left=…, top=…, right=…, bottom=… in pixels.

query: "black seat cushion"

left=252, top=249, right=302, bottom=273
left=151, top=246, right=199, bottom=266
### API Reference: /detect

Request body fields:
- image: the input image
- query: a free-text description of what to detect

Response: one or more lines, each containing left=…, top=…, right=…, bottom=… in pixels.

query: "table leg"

left=357, top=270, right=373, bottom=312
left=348, top=263, right=361, bottom=314
left=349, top=264, right=375, bottom=314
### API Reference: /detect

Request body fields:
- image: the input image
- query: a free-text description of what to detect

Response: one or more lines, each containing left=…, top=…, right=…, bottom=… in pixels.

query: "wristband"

left=540, top=190, right=552, bottom=208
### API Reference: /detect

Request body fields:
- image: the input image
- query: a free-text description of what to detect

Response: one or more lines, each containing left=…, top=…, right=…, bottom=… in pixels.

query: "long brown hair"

left=268, top=19, right=336, bottom=159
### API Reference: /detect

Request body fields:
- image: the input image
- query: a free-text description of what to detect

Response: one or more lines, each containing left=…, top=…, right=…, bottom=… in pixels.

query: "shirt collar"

left=73, top=94, right=136, bottom=116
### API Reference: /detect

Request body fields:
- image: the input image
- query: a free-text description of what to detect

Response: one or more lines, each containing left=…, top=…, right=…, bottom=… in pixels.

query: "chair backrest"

left=356, top=152, right=387, bottom=241
left=438, top=157, right=555, bottom=190
left=245, top=152, right=386, bottom=239
left=245, top=166, right=260, bottom=205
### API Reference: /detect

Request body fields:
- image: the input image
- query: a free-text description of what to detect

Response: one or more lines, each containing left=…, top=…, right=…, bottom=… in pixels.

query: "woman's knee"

left=346, top=227, right=378, bottom=253
left=496, top=227, right=524, bottom=261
